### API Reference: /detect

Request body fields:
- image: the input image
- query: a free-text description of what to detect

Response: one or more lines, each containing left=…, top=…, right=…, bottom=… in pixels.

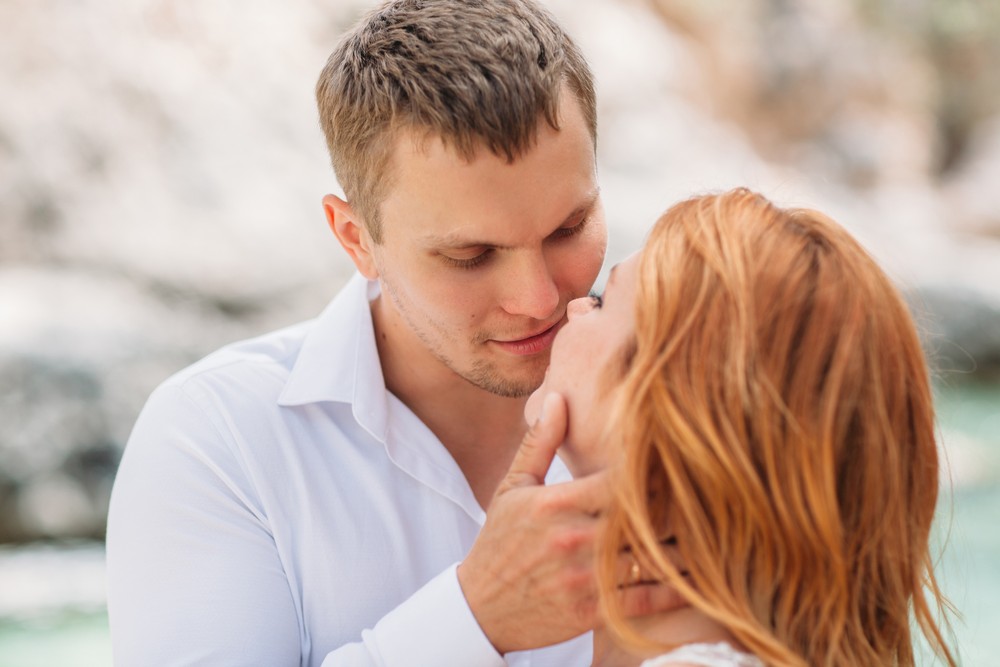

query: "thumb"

left=501, top=393, right=568, bottom=490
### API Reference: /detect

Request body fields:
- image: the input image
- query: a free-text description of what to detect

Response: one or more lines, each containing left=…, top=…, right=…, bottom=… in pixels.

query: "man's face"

left=370, top=91, right=606, bottom=398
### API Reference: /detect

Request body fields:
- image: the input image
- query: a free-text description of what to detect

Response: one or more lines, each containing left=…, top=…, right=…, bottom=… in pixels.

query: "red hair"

left=598, top=189, right=955, bottom=666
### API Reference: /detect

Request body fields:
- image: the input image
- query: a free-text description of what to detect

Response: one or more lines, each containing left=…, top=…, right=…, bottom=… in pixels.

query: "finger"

left=501, top=393, right=568, bottom=489
left=616, top=580, right=688, bottom=618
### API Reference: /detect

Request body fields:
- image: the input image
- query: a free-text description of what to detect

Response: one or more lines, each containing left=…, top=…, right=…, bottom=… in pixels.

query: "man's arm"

left=459, top=393, right=605, bottom=654
left=459, top=393, right=687, bottom=657
left=106, top=383, right=302, bottom=665
left=107, top=384, right=667, bottom=665
left=107, top=383, right=508, bottom=667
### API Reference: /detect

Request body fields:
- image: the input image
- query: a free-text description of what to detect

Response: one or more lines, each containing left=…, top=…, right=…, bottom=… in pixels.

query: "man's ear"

left=322, top=194, right=379, bottom=279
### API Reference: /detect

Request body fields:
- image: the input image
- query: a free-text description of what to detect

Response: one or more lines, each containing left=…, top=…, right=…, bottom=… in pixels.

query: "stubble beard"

left=462, top=356, right=545, bottom=398
left=421, top=329, right=546, bottom=399
left=381, top=280, right=546, bottom=398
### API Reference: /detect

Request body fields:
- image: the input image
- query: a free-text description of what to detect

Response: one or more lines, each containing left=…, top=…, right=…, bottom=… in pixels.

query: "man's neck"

left=371, top=299, right=530, bottom=508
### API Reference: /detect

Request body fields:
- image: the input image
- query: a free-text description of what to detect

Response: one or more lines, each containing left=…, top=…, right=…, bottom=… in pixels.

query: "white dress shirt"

left=106, top=273, right=591, bottom=667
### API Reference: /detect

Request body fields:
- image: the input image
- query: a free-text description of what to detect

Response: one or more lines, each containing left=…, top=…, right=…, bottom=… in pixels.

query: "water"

left=0, top=382, right=996, bottom=666
left=938, top=482, right=1000, bottom=666
left=932, top=380, right=1000, bottom=666
left=0, top=542, right=108, bottom=667
left=0, top=613, right=110, bottom=667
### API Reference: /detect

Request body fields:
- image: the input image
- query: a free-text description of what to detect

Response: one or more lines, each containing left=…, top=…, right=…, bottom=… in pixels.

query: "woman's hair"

left=598, top=189, right=955, bottom=666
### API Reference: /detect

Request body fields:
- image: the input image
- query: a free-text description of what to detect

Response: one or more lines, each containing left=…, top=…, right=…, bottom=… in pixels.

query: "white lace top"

left=640, top=642, right=765, bottom=667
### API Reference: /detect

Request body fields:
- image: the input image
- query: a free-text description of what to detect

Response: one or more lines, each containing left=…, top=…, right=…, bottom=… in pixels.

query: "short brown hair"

left=316, top=0, right=596, bottom=242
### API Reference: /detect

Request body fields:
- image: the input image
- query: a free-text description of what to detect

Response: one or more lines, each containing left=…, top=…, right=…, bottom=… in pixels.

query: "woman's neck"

left=633, top=607, right=747, bottom=660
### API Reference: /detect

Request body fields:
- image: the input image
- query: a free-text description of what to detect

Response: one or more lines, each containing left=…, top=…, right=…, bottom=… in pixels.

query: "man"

left=107, top=1, right=671, bottom=664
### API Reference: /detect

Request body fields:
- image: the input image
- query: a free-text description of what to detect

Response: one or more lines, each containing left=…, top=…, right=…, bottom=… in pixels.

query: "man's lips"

left=490, top=320, right=564, bottom=356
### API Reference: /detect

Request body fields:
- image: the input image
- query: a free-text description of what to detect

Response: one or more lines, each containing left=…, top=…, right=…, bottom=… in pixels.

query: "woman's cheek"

left=556, top=437, right=607, bottom=478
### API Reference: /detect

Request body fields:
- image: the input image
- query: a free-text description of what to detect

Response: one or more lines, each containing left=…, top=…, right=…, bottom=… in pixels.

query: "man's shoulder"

left=163, top=319, right=314, bottom=401
left=162, top=273, right=372, bottom=401
left=135, top=274, right=376, bottom=442
left=130, top=317, right=331, bottom=456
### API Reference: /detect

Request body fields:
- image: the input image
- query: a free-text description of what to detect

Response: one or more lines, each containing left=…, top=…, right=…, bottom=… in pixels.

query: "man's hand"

left=458, top=393, right=606, bottom=654
left=457, top=393, right=687, bottom=655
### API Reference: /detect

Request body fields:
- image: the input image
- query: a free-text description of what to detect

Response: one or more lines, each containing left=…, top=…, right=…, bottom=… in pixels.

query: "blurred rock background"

left=1, top=0, right=999, bottom=662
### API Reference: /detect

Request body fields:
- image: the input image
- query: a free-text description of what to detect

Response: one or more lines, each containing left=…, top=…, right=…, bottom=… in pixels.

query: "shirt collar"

left=278, top=272, right=389, bottom=442
left=277, top=272, right=575, bottom=519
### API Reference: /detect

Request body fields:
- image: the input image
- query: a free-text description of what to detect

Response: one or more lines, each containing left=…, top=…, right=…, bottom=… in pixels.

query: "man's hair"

left=597, top=189, right=957, bottom=666
left=316, top=0, right=596, bottom=242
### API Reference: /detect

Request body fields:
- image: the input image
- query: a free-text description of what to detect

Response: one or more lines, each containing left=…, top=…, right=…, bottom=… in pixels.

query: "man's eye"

left=588, top=290, right=603, bottom=308
left=442, top=250, right=492, bottom=270
left=552, top=217, right=589, bottom=240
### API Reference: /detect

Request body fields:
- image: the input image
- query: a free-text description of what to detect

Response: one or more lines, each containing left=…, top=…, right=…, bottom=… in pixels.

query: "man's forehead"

left=416, top=190, right=601, bottom=250
left=377, top=90, right=600, bottom=247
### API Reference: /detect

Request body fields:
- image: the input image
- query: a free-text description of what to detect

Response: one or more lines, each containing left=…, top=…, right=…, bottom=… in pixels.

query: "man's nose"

left=501, top=252, right=560, bottom=320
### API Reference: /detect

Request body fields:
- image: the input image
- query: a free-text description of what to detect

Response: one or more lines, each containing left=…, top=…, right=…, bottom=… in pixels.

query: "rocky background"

left=2, top=0, right=1000, bottom=544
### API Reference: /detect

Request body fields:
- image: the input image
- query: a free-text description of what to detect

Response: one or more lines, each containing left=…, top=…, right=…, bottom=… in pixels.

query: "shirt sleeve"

left=107, top=381, right=507, bottom=667
left=322, top=564, right=505, bottom=667
left=106, top=382, right=301, bottom=665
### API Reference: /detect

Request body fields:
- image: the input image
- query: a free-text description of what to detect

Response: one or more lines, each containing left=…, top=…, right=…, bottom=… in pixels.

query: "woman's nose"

left=566, top=296, right=593, bottom=319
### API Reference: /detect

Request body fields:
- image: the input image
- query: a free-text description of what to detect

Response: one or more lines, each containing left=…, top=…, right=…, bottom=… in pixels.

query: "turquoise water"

left=938, top=482, right=1000, bottom=666
left=0, top=382, right=996, bottom=666
left=0, top=613, right=110, bottom=667
left=931, top=380, right=1000, bottom=666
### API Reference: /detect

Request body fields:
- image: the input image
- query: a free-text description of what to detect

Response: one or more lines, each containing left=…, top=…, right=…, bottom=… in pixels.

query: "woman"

left=525, top=189, right=956, bottom=666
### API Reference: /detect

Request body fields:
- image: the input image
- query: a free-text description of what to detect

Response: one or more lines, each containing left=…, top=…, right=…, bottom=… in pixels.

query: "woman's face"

left=524, top=252, right=640, bottom=476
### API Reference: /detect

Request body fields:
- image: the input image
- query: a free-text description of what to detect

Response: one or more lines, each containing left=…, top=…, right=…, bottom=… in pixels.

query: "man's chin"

left=461, top=359, right=547, bottom=400
left=467, top=375, right=538, bottom=399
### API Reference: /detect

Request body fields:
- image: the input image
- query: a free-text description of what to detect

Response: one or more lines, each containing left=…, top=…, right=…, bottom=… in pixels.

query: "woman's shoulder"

left=639, top=642, right=765, bottom=667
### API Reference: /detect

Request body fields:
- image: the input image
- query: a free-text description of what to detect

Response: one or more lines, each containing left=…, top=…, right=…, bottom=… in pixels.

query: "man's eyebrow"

left=426, top=236, right=495, bottom=251
left=422, top=190, right=600, bottom=251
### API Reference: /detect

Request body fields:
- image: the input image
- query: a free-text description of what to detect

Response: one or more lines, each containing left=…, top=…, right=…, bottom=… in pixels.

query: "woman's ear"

left=322, top=194, right=379, bottom=279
